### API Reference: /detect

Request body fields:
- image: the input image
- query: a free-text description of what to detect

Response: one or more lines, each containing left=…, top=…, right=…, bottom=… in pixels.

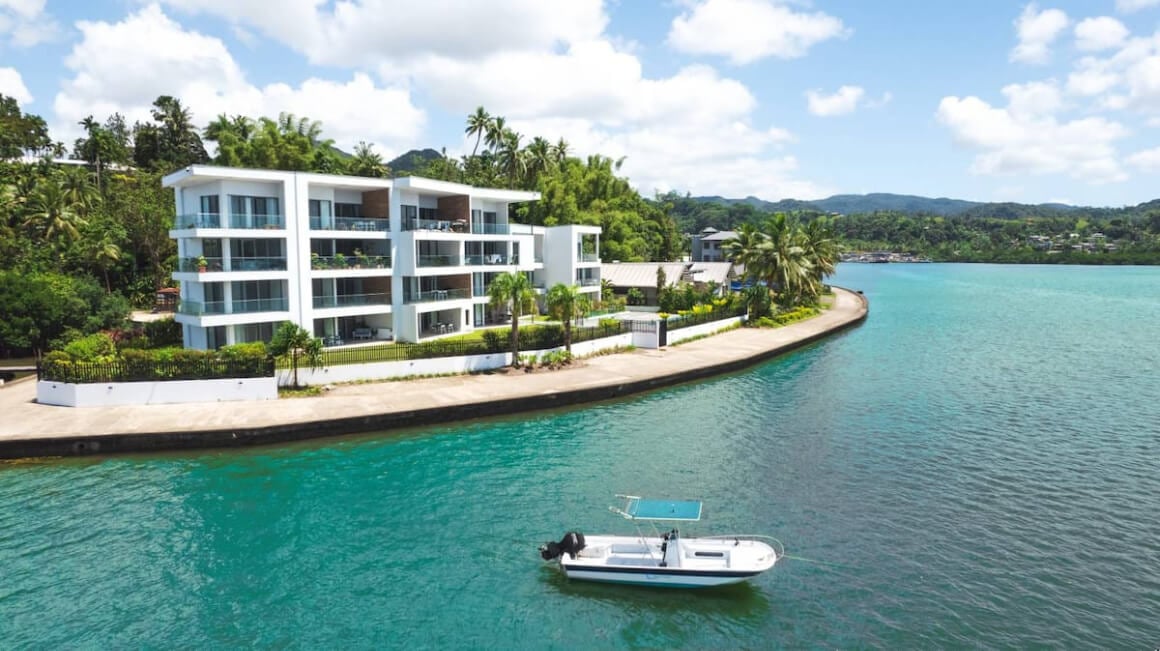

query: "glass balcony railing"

left=403, top=288, right=470, bottom=303
left=471, top=223, right=511, bottom=235
left=310, top=255, right=390, bottom=270
left=417, top=254, right=461, bottom=267
left=178, top=297, right=289, bottom=316
left=228, top=214, right=285, bottom=229
left=403, top=217, right=469, bottom=232
left=312, top=292, right=391, bottom=308
left=464, top=254, right=509, bottom=265
left=578, top=253, right=600, bottom=263
left=310, top=217, right=389, bottom=232
left=176, top=213, right=221, bottom=229
left=178, top=257, right=287, bottom=272
left=576, top=277, right=601, bottom=287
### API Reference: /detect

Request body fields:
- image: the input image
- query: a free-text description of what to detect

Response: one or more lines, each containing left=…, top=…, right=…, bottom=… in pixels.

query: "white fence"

left=667, top=316, right=745, bottom=345
left=37, top=377, right=278, bottom=407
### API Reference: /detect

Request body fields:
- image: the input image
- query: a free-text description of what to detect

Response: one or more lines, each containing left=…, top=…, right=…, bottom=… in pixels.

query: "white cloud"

left=667, top=0, right=848, bottom=64
left=0, top=0, right=57, bottom=46
left=806, top=86, right=865, bottom=116
left=0, top=66, right=32, bottom=104
left=53, top=4, right=424, bottom=156
left=1127, top=145, right=1160, bottom=169
left=1116, top=0, right=1160, bottom=12
left=1067, top=57, right=1120, bottom=95
left=1074, top=17, right=1129, bottom=51
left=132, top=1, right=827, bottom=198
left=155, top=0, right=607, bottom=68
left=1001, top=80, right=1063, bottom=117
left=936, top=94, right=1129, bottom=183
left=1010, top=4, right=1069, bottom=64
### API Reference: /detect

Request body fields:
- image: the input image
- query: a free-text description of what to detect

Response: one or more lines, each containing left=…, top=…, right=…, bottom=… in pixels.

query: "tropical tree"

left=497, top=129, right=526, bottom=186
left=487, top=271, right=536, bottom=366
left=484, top=116, right=507, bottom=153
left=546, top=283, right=591, bottom=353
left=23, top=179, right=86, bottom=245
left=269, top=321, right=323, bottom=388
left=151, top=95, right=208, bottom=169
left=347, top=141, right=390, bottom=178
left=465, top=106, right=491, bottom=158
left=801, top=217, right=838, bottom=289
left=524, top=136, right=554, bottom=189
left=90, top=235, right=122, bottom=292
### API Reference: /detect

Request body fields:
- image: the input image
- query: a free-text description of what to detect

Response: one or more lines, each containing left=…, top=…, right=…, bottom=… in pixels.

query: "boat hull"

left=554, top=534, right=778, bottom=589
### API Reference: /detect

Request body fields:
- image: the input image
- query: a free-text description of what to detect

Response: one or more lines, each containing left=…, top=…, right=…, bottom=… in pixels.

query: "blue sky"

left=2, top=1, right=1160, bottom=206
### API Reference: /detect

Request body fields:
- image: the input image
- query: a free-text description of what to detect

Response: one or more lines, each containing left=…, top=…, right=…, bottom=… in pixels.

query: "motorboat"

left=538, top=495, right=783, bottom=588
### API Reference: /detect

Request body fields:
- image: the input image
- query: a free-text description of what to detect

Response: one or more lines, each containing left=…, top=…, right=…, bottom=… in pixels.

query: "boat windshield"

left=611, top=495, right=703, bottom=521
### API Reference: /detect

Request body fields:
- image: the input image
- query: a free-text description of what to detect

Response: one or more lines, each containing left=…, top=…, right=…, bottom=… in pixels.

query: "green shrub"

left=598, top=318, right=620, bottom=329
left=143, top=318, right=182, bottom=347
left=481, top=329, right=505, bottom=352
left=62, top=332, right=118, bottom=362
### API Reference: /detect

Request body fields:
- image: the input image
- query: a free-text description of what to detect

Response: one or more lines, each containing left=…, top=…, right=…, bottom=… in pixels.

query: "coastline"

left=0, top=288, right=867, bottom=460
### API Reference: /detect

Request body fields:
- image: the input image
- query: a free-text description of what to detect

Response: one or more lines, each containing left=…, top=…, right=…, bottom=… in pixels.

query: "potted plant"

left=196, top=255, right=208, bottom=273
left=334, top=252, right=347, bottom=268
left=311, top=252, right=321, bottom=270
left=355, top=248, right=369, bottom=268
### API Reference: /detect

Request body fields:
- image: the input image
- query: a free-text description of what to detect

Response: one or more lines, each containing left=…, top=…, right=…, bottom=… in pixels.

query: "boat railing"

left=700, top=534, right=785, bottom=560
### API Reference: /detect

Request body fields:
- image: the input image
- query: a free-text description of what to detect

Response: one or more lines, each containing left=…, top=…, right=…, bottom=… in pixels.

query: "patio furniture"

left=352, top=327, right=373, bottom=340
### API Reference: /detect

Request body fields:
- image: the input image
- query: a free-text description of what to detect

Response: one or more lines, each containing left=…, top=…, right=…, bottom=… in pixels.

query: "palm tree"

left=524, top=136, right=553, bottom=188
left=59, top=166, right=99, bottom=218
left=497, top=129, right=526, bottom=187
left=764, top=213, right=813, bottom=305
left=546, top=283, right=591, bottom=353
left=801, top=217, right=838, bottom=292
left=552, top=137, right=570, bottom=165
left=23, top=179, right=86, bottom=244
left=347, top=141, right=389, bottom=178
left=465, top=106, right=491, bottom=158
left=269, top=321, right=324, bottom=389
left=484, top=116, right=507, bottom=153
left=151, top=95, right=208, bottom=167
left=487, top=271, right=536, bottom=366
left=92, top=235, right=121, bottom=292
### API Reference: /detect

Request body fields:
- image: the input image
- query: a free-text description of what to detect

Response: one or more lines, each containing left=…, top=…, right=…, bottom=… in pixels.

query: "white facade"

left=164, top=166, right=601, bottom=349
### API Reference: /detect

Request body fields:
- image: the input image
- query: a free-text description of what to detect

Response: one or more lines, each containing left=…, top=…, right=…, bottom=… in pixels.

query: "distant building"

left=601, top=261, right=735, bottom=305
left=691, top=227, right=738, bottom=262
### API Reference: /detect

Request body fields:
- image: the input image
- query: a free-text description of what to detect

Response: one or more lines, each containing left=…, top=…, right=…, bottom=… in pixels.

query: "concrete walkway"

left=0, top=289, right=867, bottom=458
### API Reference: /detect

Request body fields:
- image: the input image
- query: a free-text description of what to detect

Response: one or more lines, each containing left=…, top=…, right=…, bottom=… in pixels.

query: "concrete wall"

left=667, top=316, right=745, bottom=345
left=38, top=377, right=278, bottom=407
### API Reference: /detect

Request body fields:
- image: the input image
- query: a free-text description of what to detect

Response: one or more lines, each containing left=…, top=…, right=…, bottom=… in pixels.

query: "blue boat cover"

left=626, top=498, right=703, bottom=521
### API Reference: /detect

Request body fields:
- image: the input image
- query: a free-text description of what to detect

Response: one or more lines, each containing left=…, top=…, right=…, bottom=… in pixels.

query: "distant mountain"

left=387, top=148, right=443, bottom=176
left=689, top=192, right=1089, bottom=217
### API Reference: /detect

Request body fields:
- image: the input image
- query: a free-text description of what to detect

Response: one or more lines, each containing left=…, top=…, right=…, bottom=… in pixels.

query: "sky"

left=2, top=1, right=1160, bottom=207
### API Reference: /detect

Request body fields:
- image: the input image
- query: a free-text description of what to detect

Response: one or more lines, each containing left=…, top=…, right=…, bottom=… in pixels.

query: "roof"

left=686, top=262, right=734, bottom=286
left=700, top=230, right=738, bottom=242
left=599, top=262, right=688, bottom=289
left=613, top=496, right=703, bottom=522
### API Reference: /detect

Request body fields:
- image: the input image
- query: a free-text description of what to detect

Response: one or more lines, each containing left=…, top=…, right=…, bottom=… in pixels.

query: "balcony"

left=404, top=217, right=468, bottom=232
left=228, top=214, right=285, bottom=230
left=310, top=217, right=389, bottom=232
left=471, top=223, right=511, bottom=235
left=178, top=297, right=289, bottom=316
left=403, top=288, right=471, bottom=304
left=464, top=254, right=509, bottom=265
left=417, top=254, right=461, bottom=267
left=176, top=213, right=221, bottom=229
left=178, top=257, right=286, bottom=272
left=577, top=277, right=601, bottom=287
left=313, top=292, right=391, bottom=308
left=578, top=253, right=600, bottom=263
left=311, top=255, right=390, bottom=270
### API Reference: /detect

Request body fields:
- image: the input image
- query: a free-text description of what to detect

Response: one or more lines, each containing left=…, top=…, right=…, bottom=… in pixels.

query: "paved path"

left=0, top=289, right=866, bottom=457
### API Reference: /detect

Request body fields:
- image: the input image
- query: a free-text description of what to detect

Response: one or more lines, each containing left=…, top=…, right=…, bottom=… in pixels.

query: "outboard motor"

left=539, top=531, right=586, bottom=560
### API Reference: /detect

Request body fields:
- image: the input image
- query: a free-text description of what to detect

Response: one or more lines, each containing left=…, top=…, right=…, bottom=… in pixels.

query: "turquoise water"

left=2, top=264, right=1159, bottom=648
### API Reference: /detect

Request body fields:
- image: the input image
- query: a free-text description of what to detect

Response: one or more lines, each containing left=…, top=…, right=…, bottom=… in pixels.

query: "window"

left=200, top=195, right=219, bottom=215
left=401, top=205, right=418, bottom=229
left=419, top=207, right=438, bottom=222
left=335, top=202, right=362, bottom=218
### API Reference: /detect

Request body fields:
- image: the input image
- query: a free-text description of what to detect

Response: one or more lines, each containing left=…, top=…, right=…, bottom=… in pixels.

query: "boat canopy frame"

left=610, top=494, right=703, bottom=522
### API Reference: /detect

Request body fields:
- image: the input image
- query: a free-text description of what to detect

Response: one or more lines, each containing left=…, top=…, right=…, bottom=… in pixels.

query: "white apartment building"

left=163, top=166, right=601, bottom=350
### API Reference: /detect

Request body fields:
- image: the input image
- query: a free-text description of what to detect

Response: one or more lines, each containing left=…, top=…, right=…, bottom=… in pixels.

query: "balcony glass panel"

left=579, top=253, right=600, bottom=262
left=179, top=257, right=224, bottom=272
left=177, top=297, right=288, bottom=315
left=310, top=255, right=391, bottom=270
left=312, top=292, right=391, bottom=308
left=176, top=213, right=221, bottom=229
left=417, top=254, right=461, bottom=267
left=471, top=223, right=511, bottom=235
left=311, top=217, right=389, bottom=232
left=228, top=214, right=285, bottom=229
left=230, top=257, right=287, bottom=271
left=403, top=288, right=470, bottom=303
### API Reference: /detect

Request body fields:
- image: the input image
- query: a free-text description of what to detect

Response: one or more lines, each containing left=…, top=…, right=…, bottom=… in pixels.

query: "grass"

left=279, top=385, right=322, bottom=398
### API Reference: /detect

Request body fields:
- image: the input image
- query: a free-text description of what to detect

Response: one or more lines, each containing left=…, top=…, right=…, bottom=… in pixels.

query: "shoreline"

left=0, top=288, right=867, bottom=460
